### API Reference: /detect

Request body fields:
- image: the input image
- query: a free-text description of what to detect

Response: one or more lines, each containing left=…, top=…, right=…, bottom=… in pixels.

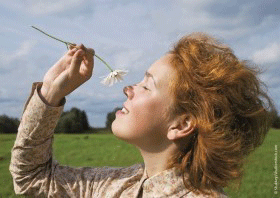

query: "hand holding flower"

left=32, top=26, right=128, bottom=86
left=40, top=44, right=94, bottom=106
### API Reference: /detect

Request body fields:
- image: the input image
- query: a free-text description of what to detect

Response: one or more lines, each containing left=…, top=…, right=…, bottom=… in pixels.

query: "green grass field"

left=0, top=129, right=279, bottom=197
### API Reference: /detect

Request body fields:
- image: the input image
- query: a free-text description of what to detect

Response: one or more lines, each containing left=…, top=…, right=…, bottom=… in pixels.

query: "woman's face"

left=112, top=54, right=176, bottom=150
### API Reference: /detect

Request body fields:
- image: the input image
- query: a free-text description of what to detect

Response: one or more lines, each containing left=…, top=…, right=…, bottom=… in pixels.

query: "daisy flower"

left=100, top=69, right=128, bottom=86
left=31, top=26, right=128, bottom=86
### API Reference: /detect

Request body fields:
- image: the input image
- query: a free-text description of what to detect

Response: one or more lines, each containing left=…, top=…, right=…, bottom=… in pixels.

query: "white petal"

left=100, top=69, right=128, bottom=86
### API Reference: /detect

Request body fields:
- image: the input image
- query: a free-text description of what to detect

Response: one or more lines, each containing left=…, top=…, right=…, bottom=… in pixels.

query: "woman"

left=10, top=33, right=274, bottom=197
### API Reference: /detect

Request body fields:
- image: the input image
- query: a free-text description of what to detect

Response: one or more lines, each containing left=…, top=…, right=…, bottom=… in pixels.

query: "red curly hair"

left=168, top=33, right=275, bottom=196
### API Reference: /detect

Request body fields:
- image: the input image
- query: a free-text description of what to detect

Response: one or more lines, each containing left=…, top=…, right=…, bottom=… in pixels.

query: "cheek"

left=133, top=97, right=165, bottom=124
left=112, top=99, right=168, bottom=142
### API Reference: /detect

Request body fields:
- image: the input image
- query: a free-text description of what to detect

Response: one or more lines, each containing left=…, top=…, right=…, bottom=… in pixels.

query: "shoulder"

left=74, top=163, right=144, bottom=179
left=182, top=188, right=228, bottom=198
left=110, top=163, right=144, bottom=178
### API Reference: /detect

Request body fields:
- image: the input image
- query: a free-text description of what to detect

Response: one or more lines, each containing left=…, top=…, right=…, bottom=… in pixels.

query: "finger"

left=69, top=49, right=85, bottom=75
left=69, top=43, right=77, bottom=50
left=75, top=44, right=86, bottom=51
left=82, top=53, right=94, bottom=76
left=84, top=48, right=94, bottom=65
left=68, top=44, right=86, bottom=56
left=67, top=44, right=81, bottom=56
left=67, top=47, right=78, bottom=56
left=87, top=48, right=95, bottom=56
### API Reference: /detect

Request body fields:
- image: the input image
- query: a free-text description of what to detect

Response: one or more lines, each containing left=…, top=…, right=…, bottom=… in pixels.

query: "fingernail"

left=79, top=50, right=85, bottom=56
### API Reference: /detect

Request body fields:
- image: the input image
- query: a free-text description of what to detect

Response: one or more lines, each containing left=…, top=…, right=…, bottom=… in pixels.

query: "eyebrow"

left=145, top=71, right=157, bottom=87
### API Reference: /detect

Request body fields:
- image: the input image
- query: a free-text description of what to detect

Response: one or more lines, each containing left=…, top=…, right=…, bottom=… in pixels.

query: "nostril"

left=123, top=86, right=134, bottom=99
left=123, top=86, right=128, bottom=97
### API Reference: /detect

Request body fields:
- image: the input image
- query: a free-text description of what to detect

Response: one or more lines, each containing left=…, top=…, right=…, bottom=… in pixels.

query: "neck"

left=138, top=144, right=177, bottom=178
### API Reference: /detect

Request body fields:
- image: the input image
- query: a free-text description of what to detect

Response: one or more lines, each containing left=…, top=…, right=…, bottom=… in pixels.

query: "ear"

left=167, top=114, right=195, bottom=141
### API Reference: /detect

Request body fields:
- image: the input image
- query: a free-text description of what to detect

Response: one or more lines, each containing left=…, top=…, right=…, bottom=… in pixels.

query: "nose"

left=123, top=85, right=134, bottom=99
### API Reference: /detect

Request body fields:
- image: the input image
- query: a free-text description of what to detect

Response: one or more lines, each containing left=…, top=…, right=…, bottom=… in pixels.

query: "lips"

left=116, top=104, right=130, bottom=116
left=121, top=105, right=129, bottom=114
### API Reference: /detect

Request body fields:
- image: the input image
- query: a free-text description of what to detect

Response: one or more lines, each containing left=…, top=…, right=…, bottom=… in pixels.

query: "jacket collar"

left=141, top=167, right=190, bottom=197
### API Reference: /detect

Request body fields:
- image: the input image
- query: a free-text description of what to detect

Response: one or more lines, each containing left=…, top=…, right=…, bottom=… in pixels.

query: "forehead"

left=148, top=54, right=175, bottom=88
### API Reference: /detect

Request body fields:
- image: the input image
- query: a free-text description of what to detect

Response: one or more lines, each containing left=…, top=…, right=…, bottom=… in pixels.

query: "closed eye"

left=142, top=86, right=149, bottom=90
left=134, top=82, right=150, bottom=91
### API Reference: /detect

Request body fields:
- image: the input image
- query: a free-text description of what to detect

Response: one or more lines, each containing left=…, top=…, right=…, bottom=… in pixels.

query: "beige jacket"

left=9, top=82, right=228, bottom=198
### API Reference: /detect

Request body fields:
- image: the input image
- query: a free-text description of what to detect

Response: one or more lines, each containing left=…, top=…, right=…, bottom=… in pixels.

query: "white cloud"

left=0, top=88, right=8, bottom=98
left=149, top=0, right=279, bottom=41
left=25, top=0, right=85, bottom=15
left=113, top=49, right=144, bottom=69
left=1, top=0, right=280, bottom=127
left=0, top=0, right=24, bottom=10
left=0, top=40, right=36, bottom=65
left=251, top=43, right=280, bottom=64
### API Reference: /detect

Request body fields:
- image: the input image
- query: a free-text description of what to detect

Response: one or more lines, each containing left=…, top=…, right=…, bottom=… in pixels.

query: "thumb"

left=69, top=49, right=85, bottom=75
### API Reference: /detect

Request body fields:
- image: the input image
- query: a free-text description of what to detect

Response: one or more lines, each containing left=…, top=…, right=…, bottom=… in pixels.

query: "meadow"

left=0, top=129, right=279, bottom=197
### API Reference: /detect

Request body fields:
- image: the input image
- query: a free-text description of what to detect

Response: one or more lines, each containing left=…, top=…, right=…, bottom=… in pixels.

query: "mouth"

left=116, top=104, right=129, bottom=116
left=121, top=105, right=129, bottom=114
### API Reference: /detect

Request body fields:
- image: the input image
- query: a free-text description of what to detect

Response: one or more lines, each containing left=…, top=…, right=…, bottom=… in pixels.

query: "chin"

left=111, top=120, right=137, bottom=144
left=111, top=120, right=118, bottom=135
left=111, top=120, right=126, bottom=140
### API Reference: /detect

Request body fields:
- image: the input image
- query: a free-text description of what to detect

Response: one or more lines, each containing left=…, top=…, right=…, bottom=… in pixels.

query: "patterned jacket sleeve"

left=9, top=82, right=136, bottom=197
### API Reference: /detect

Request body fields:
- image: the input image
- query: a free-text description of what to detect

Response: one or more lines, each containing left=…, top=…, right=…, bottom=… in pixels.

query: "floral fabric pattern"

left=9, top=82, right=228, bottom=198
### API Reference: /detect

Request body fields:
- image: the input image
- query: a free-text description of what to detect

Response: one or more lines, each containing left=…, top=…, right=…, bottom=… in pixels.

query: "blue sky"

left=0, top=0, right=279, bottom=127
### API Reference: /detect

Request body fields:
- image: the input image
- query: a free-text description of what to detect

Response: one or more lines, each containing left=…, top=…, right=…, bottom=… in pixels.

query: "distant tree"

left=55, top=107, right=90, bottom=133
left=106, top=107, right=122, bottom=131
left=268, top=109, right=280, bottom=129
left=0, top=115, right=20, bottom=134
left=271, top=110, right=280, bottom=129
left=273, top=116, right=280, bottom=129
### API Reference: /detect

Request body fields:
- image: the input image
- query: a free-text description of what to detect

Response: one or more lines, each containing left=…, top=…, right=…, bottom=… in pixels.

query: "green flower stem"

left=31, top=26, right=73, bottom=45
left=31, top=26, right=114, bottom=72
left=93, top=54, right=113, bottom=72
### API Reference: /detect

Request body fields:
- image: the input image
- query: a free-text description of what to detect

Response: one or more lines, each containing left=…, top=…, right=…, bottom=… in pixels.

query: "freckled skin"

left=112, top=54, right=176, bottom=152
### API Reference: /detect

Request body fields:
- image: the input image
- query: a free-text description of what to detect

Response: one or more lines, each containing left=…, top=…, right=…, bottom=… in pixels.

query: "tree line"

left=0, top=107, right=121, bottom=134
left=1, top=107, right=280, bottom=134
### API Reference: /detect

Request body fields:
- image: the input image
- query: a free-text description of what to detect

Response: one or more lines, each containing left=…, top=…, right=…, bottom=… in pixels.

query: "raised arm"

left=40, top=44, right=94, bottom=106
left=9, top=45, right=96, bottom=196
